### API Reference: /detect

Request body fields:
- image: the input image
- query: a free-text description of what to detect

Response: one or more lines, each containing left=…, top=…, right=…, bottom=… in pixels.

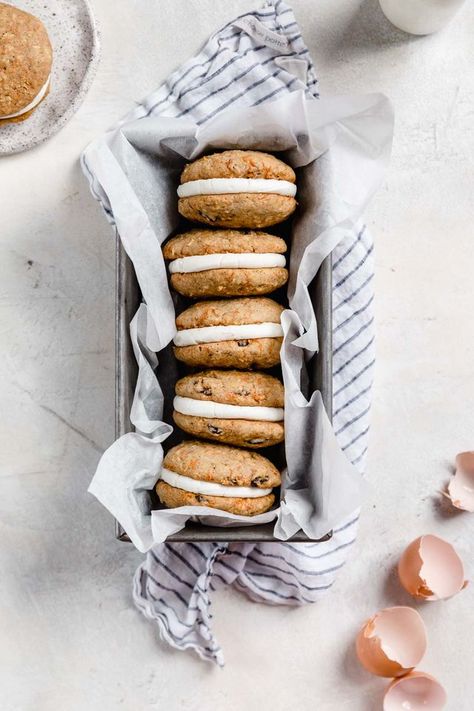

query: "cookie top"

left=181, top=150, right=295, bottom=184
left=176, top=370, right=284, bottom=408
left=163, top=229, right=287, bottom=260
left=0, top=3, right=53, bottom=117
left=176, top=297, right=284, bottom=330
left=163, top=440, right=281, bottom=488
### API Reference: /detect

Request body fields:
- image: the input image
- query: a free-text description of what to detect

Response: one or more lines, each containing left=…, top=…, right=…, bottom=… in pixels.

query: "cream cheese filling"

left=177, top=178, right=296, bottom=199
left=173, top=395, right=284, bottom=422
left=0, top=75, right=51, bottom=119
left=173, top=322, right=284, bottom=347
left=168, top=252, right=286, bottom=274
left=160, top=468, right=272, bottom=498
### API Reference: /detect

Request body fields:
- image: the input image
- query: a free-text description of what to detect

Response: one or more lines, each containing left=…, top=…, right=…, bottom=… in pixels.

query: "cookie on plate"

left=156, top=440, right=281, bottom=515
left=173, top=370, right=284, bottom=448
left=177, top=150, right=297, bottom=228
left=164, top=229, right=288, bottom=298
left=173, top=297, right=284, bottom=369
left=0, top=3, right=53, bottom=124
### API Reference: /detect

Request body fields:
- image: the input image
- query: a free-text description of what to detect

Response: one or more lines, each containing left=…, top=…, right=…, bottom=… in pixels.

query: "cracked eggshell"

left=383, top=671, right=447, bottom=711
left=444, top=451, right=474, bottom=512
left=356, top=606, right=427, bottom=678
left=398, top=534, right=467, bottom=601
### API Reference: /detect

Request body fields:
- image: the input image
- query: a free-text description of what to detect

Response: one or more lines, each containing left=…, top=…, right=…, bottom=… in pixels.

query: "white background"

left=1, top=1, right=473, bottom=709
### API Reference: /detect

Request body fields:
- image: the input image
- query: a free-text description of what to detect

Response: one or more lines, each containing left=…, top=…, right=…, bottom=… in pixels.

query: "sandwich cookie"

left=173, top=297, right=284, bottom=369
left=163, top=229, right=288, bottom=298
left=173, top=370, right=284, bottom=448
left=0, top=3, right=53, bottom=124
left=156, top=440, right=281, bottom=515
left=177, top=150, right=297, bottom=228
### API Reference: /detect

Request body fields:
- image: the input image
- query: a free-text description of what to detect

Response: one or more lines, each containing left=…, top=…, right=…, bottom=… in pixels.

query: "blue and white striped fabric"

left=132, top=1, right=374, bottom=666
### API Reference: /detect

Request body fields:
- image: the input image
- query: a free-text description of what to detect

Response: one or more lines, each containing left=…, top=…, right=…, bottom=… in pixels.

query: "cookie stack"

left=0, top=3, right=53, bottom=124
left=156, top=150, right=297, bottom=517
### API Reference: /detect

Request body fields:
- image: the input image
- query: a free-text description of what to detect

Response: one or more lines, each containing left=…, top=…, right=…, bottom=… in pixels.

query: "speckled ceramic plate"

left=0, top=0, right=100, bottom=155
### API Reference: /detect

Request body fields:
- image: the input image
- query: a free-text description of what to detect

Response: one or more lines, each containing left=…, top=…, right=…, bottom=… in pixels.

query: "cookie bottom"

left=170, top=267, right=288, bottom=298
left=173, top=337, right=282, bottom=369
left=173, top=411, right=284, bottom=448
left=178, top=193, right=296, bottom=228
left=0, top=86, right=50, bottom=125
left=156, top=480, right=275, bottom=515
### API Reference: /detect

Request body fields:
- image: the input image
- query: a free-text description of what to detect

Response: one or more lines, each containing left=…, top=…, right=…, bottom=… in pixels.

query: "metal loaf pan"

left=115, top=235, right=333, bottom=543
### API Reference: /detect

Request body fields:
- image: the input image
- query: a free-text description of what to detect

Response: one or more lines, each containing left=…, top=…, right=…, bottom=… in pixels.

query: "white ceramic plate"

left=0, top=0, right=100, bottom=155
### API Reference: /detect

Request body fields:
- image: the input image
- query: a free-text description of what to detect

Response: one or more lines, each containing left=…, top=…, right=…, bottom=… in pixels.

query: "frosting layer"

left=177, top=178, right=297, bottom=198
left=168, top=252, right=286, bottom=274
left=173, top=395, right=284, bottom=422
left=160, top=468, right=272, bottom=498
left=173, top=322, right=284, bottom=347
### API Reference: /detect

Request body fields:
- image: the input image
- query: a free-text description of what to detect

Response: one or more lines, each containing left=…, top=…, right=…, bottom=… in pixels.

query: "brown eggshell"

left=356, top=606, right=427, bottom=678
left=383, top=671, right=447, bottom=711
left=398, top=537, right=434, bottom=599
left=444, top=451, right=474, bottom=512
left=398, top=534, right=467, bottom=600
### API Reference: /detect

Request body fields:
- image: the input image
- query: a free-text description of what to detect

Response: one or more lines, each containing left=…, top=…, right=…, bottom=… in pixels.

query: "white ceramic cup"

left=379, top=0, right=466, bottom=35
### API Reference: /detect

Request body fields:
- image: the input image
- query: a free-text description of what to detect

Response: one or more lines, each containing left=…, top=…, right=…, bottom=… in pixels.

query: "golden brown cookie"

left=0, top=3, right=53, bottom=124
left=181, top=151, right=295, bottom=182
left=156, top=481, right=275, bottom=516
left=156, top=440, right=281, bottom=515
left=177, top=150, right=297, bottom=228
left=164, top=229, right=288, bottom=298
left=173, top=370, right=284, bottom=448
left=173, top=297, right=284, bottom=369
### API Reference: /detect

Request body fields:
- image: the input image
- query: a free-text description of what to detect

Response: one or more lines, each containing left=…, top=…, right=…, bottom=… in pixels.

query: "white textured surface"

left=0, top=1, right=473, bottom=709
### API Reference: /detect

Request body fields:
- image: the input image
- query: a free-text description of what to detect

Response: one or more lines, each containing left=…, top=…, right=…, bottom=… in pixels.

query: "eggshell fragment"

left=356, top=606, right=427, bottom=678
left=383, top=671, right=447, bottom=711
left=443, top=451, right=474, bottom=512
left=398, top=534, right=467, bottom=600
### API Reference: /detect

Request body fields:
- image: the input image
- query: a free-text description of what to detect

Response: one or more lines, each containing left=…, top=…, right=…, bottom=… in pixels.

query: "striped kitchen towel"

left=131, top=1, right=374, bottom=666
